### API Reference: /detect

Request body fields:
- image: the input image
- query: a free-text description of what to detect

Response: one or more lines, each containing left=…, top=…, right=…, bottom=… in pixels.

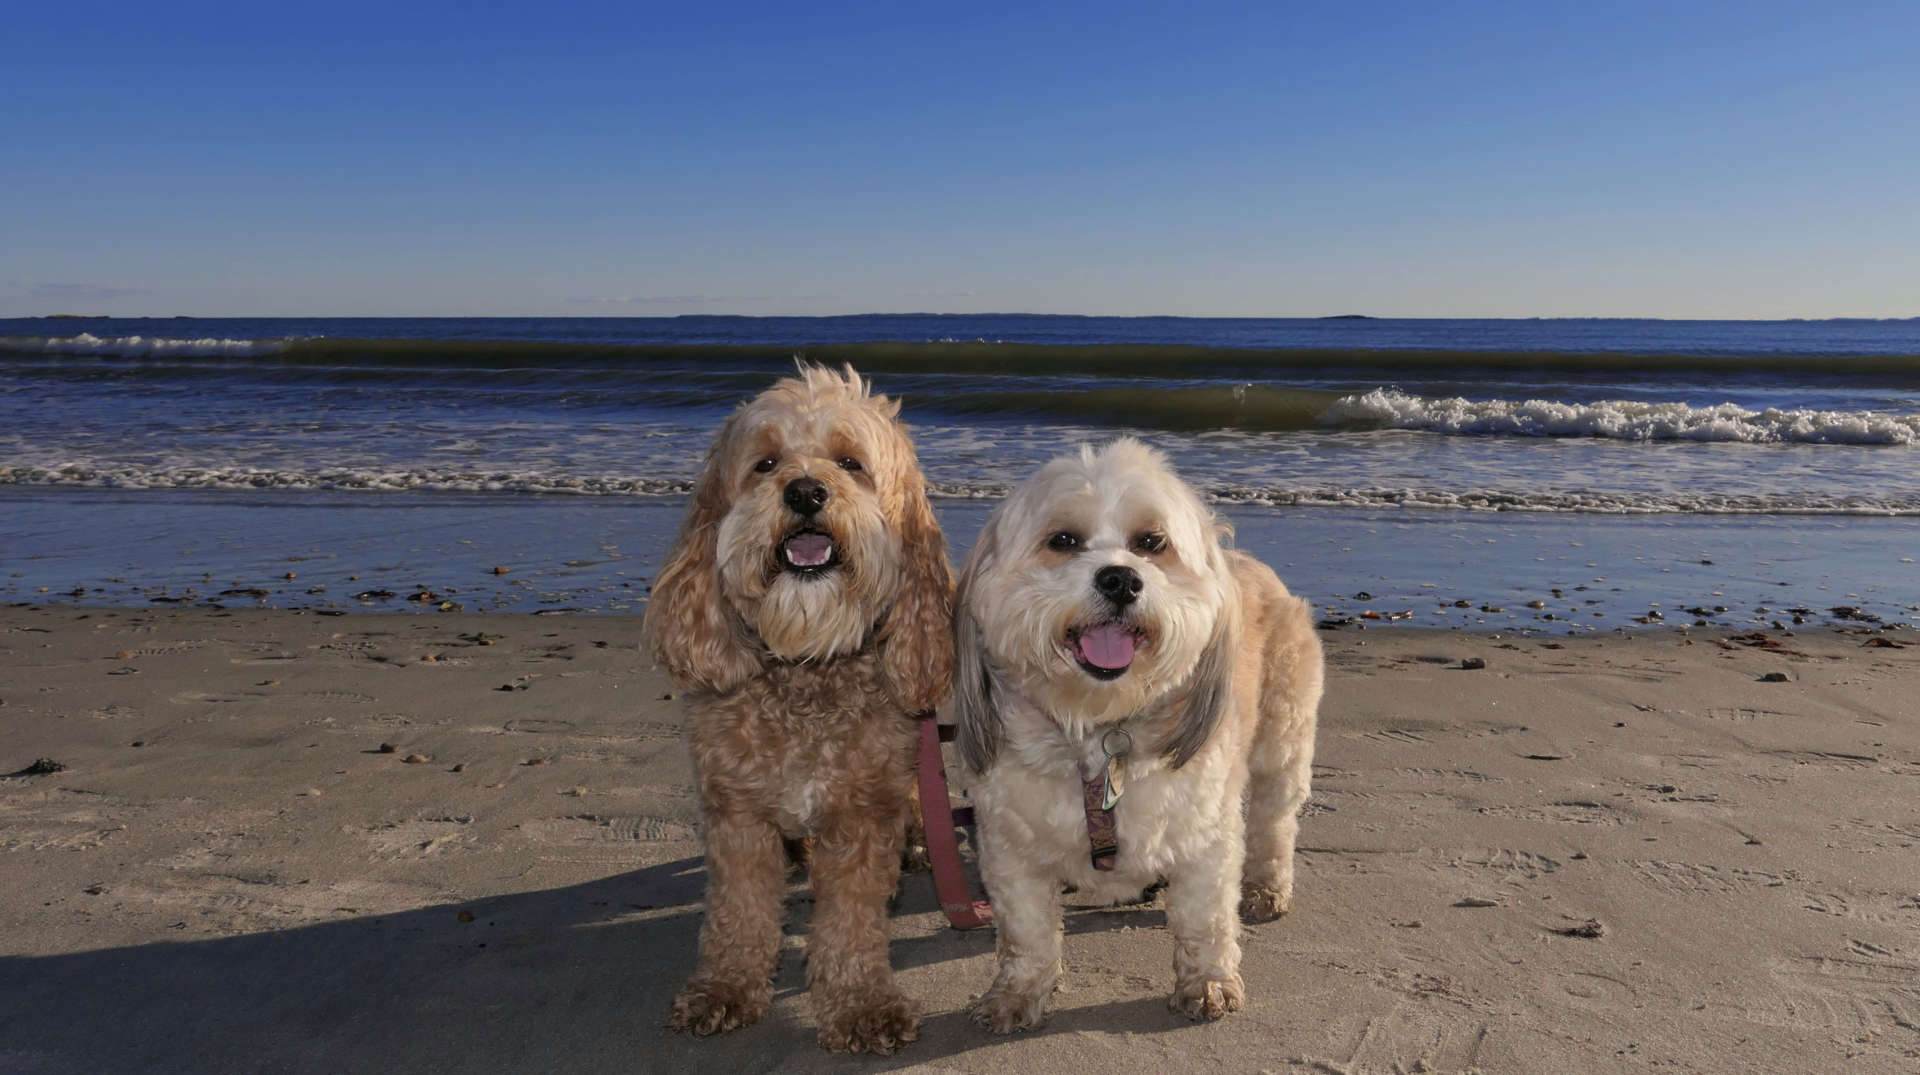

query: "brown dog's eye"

left=752, top=456, right=777, bottom=474
left=1133, top=531, right=1167, bottom=554
left=836, top=457, right=862, bottom=472
left=1046, top=531, right=1080, bottom=552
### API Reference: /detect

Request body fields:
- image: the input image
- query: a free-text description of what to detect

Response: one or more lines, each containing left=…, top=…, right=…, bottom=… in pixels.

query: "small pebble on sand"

left=1461, top=657, right=1488, bottom=670
left=402, top=753, right=430, bottom=764
left=378, top=742, right=399, bottom=753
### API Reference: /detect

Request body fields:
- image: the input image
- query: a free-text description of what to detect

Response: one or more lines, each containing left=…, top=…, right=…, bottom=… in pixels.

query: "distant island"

left=1317, top=314, right=1376, bottom=320
left=37, top=313, right=108, bottom=319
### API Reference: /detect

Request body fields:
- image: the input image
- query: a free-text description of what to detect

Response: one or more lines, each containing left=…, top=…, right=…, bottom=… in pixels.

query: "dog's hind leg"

left=1240, top=736, right=1311, bottom=922
left=1240, top=611, right=1322, bottom=923
left=806, top=808, right=920, bottom=1054
left=670, top=814, right=787, bottom=1035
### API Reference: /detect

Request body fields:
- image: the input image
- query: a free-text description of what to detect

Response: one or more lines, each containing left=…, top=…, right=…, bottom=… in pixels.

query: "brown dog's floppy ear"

left=643, top=415, right=763, bottom=694
left=880, top=433, right=955, bottom=715
left=1158, top=573, right=1240, bottom=768
left=951, top=524, right=1001, bottom=773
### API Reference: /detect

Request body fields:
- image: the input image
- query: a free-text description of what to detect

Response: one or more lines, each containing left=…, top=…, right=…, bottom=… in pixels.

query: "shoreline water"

left=6, top=488, right=1916, bottom=633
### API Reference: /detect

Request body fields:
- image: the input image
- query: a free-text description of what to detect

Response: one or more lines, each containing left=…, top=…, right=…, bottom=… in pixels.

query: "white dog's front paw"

left=970, top=984, right=1049, bottom=1034
left=1170, top=972, right=1245, bottom=1021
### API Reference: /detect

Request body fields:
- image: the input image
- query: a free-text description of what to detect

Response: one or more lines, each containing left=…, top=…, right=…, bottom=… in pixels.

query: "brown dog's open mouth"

left=1066, top=621, right=1146, bottom=680
left=779, top=528, right=839, bottom=575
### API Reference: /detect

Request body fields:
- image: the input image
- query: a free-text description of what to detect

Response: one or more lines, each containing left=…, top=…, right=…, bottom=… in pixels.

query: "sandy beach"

left=3, top=604, right=1916, bottom=1074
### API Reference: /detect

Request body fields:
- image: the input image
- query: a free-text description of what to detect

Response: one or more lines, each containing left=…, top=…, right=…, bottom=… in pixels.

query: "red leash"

left=916, top=717, right=993, bottom=930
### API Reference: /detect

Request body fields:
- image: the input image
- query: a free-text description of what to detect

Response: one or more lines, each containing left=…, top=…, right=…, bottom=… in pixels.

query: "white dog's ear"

left=951, top=525, right=1000, bottom=773
left=1158, top=575, right=1241, bottom=768
left=880, top=441, right=954, bottom=715
left=643, top=414, right=764, bottom=694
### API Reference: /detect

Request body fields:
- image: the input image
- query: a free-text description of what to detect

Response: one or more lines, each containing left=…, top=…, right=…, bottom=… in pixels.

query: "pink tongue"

left=784, top=533, right=833, bottom=567
left=1075, top=623, right=1137, bottom=670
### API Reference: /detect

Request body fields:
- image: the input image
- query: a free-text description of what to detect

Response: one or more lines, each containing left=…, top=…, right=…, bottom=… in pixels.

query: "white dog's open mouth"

left=1067, top=621, right=1146, bottom=680
left=779, top=528, right=839, bottom=575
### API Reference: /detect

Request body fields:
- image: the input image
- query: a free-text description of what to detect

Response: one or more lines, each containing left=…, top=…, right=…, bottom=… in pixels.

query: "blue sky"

left=4, top=1, right=1916, bottom=318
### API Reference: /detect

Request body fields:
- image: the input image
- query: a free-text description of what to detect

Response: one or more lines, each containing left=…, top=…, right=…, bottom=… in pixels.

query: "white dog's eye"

left=752, top=456, right=777, bottom=474
left=836, top=457, right=862, bottom=472
left=1046, top=531, right=1081, bottom=552
left=1132, top=531, right=1168, bottom=554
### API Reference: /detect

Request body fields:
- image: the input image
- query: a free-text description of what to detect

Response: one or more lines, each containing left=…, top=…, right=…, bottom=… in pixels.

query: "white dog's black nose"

left=1094, top=564, right=1143, bottom=606
left=783, top=476, right=830, bottom=516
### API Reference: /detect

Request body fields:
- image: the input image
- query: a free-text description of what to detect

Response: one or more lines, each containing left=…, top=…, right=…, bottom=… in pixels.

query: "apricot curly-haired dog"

left=644, top=364, right=953, bottom=1054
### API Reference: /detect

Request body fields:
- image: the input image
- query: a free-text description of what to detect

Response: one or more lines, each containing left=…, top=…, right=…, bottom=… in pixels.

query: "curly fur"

left=645, top=364, right=953, bottom=1054
left=954, top=438, right=1323, bottom=1031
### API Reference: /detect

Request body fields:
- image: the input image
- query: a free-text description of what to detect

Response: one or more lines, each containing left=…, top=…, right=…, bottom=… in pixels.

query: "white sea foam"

left=13, top=334, right=285, bottom=358
left=5, top=463, right=1916, bottom=515
left=1328, top=388, right=1920, bottom=445
left=0, top=464, right=691, bottom=497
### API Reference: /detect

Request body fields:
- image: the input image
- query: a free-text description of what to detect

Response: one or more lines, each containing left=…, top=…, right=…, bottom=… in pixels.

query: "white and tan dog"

left=954, top=438, right=1322, bottom=1030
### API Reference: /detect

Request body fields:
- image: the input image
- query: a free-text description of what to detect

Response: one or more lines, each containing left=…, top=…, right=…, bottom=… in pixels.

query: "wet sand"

left=7, top=489, right=1918, bottom=632
left=3, top=605, right=1916, bottom=1073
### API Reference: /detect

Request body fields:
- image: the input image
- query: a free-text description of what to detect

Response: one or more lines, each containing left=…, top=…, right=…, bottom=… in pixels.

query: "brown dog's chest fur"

left=687, top=651, right=918, bottom=834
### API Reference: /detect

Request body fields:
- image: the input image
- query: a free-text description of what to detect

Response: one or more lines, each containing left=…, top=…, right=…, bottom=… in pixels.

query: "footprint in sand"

left=364, top=817, right=475, bottom=857
left=169, top=690, right=245, bottom=705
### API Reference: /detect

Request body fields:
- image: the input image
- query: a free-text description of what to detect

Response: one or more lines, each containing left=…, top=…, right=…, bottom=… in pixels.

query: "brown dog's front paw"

left=817, top=990, right=919, bottom=1054
left=1170, top=973, right=1245, bottom=1021
left=668, top=979, right=768, bottom=1037
left=970, top=985, right=1048, bottom=1035
left=1238, top=881, right=1292, bottom=923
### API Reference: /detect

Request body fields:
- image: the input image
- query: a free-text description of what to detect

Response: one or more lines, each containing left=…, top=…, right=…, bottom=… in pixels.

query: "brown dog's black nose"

left=1093, top=564, right=1143, bottom=606
left=783, top=476, right=830, bottom=516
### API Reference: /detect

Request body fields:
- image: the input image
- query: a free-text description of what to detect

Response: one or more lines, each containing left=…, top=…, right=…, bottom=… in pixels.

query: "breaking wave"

left=5, top=463, right=1916, bottom=515
left=10, top=333, right=287, bottom=358
left=1331, top=388, right=1920, bottom=444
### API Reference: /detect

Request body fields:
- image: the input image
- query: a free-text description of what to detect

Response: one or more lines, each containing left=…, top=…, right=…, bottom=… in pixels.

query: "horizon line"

left=7, top=311, right=1918, bottom=324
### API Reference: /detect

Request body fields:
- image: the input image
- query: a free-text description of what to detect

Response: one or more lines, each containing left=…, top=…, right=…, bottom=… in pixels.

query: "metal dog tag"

left=1098, top=727, right=1132, bottom=810
left=1100, top=755, right=1125, bottom=810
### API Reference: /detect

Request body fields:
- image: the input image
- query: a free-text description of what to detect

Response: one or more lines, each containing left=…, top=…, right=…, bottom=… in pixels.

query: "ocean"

left=4, top=315, right=1917, bottom=629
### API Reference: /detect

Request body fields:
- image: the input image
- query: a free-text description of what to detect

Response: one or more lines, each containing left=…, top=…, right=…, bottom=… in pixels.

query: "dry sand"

left=3, top=605, right=1917, bottom=1074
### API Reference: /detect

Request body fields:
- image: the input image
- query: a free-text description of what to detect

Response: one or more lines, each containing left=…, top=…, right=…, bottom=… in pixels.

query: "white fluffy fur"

left=954, top=438, right=1324, bottom=1030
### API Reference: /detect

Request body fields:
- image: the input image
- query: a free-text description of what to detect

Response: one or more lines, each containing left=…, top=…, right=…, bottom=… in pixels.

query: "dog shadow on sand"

left=3, top=857, right=1209, bottom=1075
